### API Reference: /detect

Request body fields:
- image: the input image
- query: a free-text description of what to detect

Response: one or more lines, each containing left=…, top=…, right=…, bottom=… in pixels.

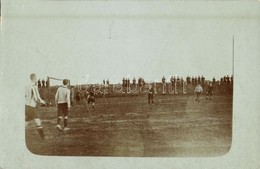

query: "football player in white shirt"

left=194, top=84, right=203, bottom=103
left=55, top=79, right=71, bottom=131
left=25, top=73, right=46, bottom=139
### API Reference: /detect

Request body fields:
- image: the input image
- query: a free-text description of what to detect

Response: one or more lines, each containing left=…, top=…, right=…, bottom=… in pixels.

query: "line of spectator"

left=103, top=79, right=110, bottom=85
left=122, top=77, right=146, bottom=88
left=38, top=79, right=49, bottom=88
left=120, top=75, right=233, bottom=87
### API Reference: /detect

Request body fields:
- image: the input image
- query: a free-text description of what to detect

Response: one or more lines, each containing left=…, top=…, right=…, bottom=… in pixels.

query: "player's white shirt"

left=194, top=85, right=203, bottom=93
left=25, top=82, right=43, bottom=107
left=55, top=85, right=71, bottom=107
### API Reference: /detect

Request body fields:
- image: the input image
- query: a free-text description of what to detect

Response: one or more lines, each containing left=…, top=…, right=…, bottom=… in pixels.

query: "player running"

left=206, top=83, right=214, bottom=101
left=25, top=73, right=46, bottom=140
left=85, top=85, right=95, bottom=111
left=194, top=84, right=203, bottom=103
left=55, top=79, right=71, bottom=131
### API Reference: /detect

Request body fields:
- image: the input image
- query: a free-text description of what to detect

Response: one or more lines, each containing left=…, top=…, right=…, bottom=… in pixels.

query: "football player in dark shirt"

left=206, top=83, right=214, bottom=101
left=148, top=85, right=154, bottom=104
left=86, top=86, right=95, bottom=111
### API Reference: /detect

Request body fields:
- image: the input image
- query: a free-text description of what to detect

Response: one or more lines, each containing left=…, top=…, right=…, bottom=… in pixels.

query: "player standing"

left=206, top=83, right=214, bottom=101
left=55, top=79, right=71, bottom=131
left=25, top=73, right=46, bottom=139
left=148, top=84, right=154, bottom=104
left=194, top=83, right=203, bottom=103
left=86, top=85, right=95, bottom=111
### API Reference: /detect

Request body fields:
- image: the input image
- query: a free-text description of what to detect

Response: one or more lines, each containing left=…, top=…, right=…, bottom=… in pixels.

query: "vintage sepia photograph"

left=24, top=8, right=234, bottom=157
left=1, top=1, right=260, bottom=169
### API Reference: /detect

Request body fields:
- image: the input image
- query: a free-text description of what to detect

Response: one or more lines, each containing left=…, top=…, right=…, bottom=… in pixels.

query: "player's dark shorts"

left=207, top=91, right=213, bottom=96
left=88, top=96, right=95, bottom=104
left=25, top=105, right=39, bottom=121
left=57, top=103, right=68, bottom=117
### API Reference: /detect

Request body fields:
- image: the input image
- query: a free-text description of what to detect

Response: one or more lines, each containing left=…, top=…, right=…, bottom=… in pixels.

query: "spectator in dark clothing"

left=141, top=78, right=145, bottom=87
left=192, top=76, right=195, bottom=85
left=106, top=79, right=109, bottom=85
left=201, top=76, right=205, bottom=85
left=162, top=76, right=166, bottom=84
left=170, top=76, right=174, bottom=88
left=194, top=76, right=198, bottom=84
left=220, top=78, right=223, bottom=85
left=76, top=92, right=81, bottom=104
left=213, top=77, right=216, bottom=85
left=223, top=76, right=227, bottom=83
left=133, top=78, right=136, bottom=85
left=177, top=76, right=180, bottom=85
left=227, top=75, right=230, bottom=84
left=173, top=76, right=177, bottom=84
left=122, top=78, right=126, bottom=87
left=186, top=76, right=191, bottom=84
left=138, top=77, right=141, bottom=87
left=198, top=76, right=201, bottom=84
left=38, top=79, right=41, bottom=88
left=170, top=76, right=174, bottom=83
left=42, top=79, right=45, bottom=88
left=127, top=78, right=130, bottom=87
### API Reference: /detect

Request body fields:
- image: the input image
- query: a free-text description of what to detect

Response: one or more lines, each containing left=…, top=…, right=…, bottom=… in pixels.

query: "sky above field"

left=3, top=1, right=247, bottom=86
left=23, top=18, right=234, bottom=85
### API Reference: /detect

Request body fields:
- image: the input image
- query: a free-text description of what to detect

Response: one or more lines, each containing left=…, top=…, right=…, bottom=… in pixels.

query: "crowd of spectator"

left=38, top=79, right=49, bottom=88
left=103, top=79, right=110, bottom=85
left=120, top=75, right=233, bottom=87
left=39, top=75, right=233, bottom=103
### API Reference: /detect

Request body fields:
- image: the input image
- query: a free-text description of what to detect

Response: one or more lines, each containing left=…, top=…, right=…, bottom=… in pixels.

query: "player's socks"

left=36, top=126, right=45, bottom=139
left=56, top=117, right=63, bottom=131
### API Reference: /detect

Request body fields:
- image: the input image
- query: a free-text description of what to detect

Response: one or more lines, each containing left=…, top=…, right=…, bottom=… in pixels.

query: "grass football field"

left=26, top=94, right=232, bottom=157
